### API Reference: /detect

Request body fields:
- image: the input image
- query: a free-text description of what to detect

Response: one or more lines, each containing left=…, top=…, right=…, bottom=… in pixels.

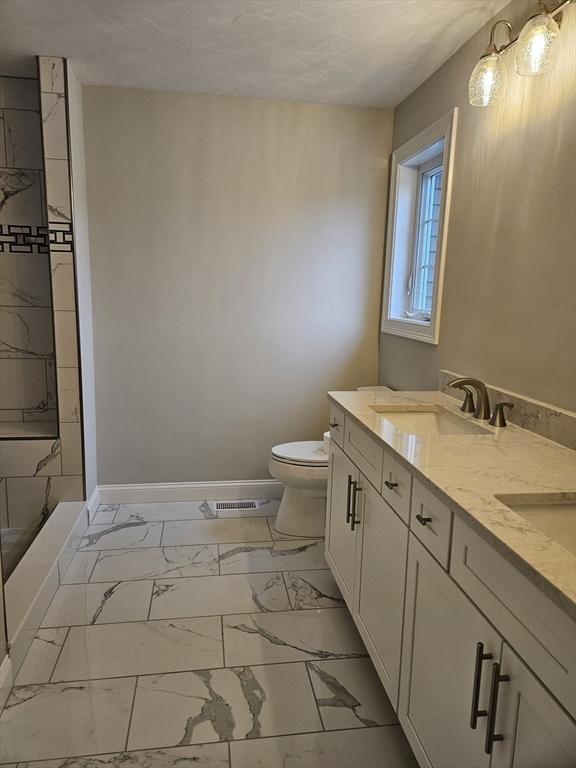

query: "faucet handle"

left=459, top=386, right=476, bottom=414
left=489, top=402, right=514, bottom=428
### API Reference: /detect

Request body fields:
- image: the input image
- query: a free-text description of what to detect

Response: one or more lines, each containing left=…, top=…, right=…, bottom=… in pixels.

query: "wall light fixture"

left=468, top=0, right=571, bottom=106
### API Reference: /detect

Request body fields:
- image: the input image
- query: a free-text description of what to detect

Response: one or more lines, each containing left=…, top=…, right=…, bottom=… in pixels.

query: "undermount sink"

left=495, top=493, right=576, bottom=556
left=369, top=404, right=489, bottom=437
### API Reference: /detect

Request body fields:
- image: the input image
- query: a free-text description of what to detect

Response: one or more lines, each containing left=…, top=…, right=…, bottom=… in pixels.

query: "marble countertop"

left=328, top=390, right=576, bottom=618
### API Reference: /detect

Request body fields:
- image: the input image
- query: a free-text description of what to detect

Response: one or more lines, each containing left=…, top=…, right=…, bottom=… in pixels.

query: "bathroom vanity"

left=325, top=389, right=576, bottom=768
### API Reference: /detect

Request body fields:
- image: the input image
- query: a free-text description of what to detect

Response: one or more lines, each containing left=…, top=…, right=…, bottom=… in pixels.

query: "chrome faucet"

left=449, top=377, right=491, bottom=420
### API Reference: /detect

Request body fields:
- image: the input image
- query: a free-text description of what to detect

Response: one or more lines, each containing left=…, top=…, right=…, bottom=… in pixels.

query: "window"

left=382, top=110, right=458, bottom=344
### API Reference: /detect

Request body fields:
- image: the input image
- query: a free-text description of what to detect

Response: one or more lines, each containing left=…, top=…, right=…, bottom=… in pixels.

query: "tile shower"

left=0, top=58, right=85, bottom=580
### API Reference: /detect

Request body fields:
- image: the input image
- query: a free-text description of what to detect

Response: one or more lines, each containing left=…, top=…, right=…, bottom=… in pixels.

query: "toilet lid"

left=271, top=441, right=329, bottom=466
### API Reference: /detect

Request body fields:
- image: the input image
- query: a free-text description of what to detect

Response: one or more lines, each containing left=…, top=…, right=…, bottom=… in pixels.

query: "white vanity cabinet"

left=324, top=400, right=576, bottom=768
left=490, top=644, right=576, bottom=768
left=355, top=480, right=409, bottom=709
left=325, top=442, right=361, bottom=607
left=399, top=534, right=502, bottom=768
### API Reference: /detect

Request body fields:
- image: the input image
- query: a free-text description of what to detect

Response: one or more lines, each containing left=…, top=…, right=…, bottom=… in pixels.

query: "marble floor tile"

left=216, top=498, right=279, bottom=518
left=14, top=628, right=69, bottom=685
left=91, top=505, right=119, bottom=524
left=162, top=518, right=271, bottom=547
left=14, top=744, right=230, bottom=767
left=52, top=617, right=223, bottom=682
left=60, top=551, right=99, bottom=584
left=78, top=521, right=163, bottom=551
left=41, top=581, right=153, bottom=627
left=267, top=517, right=321, bottom=541
left=284, top=569, right=344, bottom=609
left=307, top=658, right=397, bottom=730
left=128, top=663, right=322, bottom=751
left=229, top=726, right=418, bottom=767
left=114, top=501, right=215, bottom=523
left=90, top=545, right=219, bottom=582
left=219, top=540, right=327, bottom=575
left=0, top=677, right=136, bottom=763
left=223, top=608, right=367, bottom=666
left=149, top=573, right=291, bottom=619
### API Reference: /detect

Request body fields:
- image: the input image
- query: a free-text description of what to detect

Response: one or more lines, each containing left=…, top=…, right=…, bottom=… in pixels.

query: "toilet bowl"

left=268, top=439, right=329, bottom=538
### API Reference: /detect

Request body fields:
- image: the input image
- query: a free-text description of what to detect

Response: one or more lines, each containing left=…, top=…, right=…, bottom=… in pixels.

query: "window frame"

left=381, top=109, right=458, bottom=345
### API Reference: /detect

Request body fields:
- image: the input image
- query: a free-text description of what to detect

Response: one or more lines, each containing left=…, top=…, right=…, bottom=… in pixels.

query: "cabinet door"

left=399, top=534, right=502, bottom=768
left=355, top=481, right=408, bottom=710
left=325, top=442, right=360, bottom=607
left=490, top=644, right=576, bottom=768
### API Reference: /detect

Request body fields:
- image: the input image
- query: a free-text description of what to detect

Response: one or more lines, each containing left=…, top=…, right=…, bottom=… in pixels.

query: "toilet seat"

left=271, top=441, right=328, bottom=467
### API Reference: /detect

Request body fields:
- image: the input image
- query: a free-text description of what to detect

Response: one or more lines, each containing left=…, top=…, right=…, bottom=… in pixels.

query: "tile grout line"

left=47, top=626, right=71, bottom=684
left=221, top=614, right=226, bottom=668
left=123, top=676, right=139, bottom=752
left=304, top=660, right=328, bottom=733
left=12, top=653, right=372, bottom=689
left=280, top=570, right=294, bottom=610
left=2, top=724, right=398, bottom=765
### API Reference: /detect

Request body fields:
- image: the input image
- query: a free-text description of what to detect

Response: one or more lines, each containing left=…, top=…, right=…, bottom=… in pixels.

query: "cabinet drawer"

left=451, top=516, right=576, bottom=719
left=344, top=420, right=383, bottom=490
left=381, top=451, right=413, bottom=524
left=329, top=403, right=345, bottom=448
left=410, top=479, right=452, bottom=568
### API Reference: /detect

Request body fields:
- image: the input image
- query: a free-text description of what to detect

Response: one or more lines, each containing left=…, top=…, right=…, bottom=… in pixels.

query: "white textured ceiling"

left=0, top=0, right=508, bottom=107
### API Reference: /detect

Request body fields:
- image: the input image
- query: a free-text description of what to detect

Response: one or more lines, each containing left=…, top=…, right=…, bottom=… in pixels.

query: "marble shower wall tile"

left=0, top=306, right=54, bottom=357
left=284, top=569, right=344, bottom=609
left=52, top=617, right=224, bottom=681
left=5, top=474, right=83, bottom=528
left=0, top=677, right=137, bottom=763
left=230, top=726, right=418, bottom=768
left=59, top=422, right=83, bottom=474
left=3, top=109, right=43, bottom=169
left=53, top=309, right=78, bottom=366
left=0, top=438, right=61, bottom=477
left=89, top=545, right=220, bottom=582
left=50, top=251, right=75, bottom=309
left=39, top=57, right=65, bottom=94
left=307, top=658, right=397, bottom=730
left=219, top=539, right=327, bottom=574
left=41, top=92, right=68, bottom=159
left=149, top=573, right=291, bottom=619
left=0, top=252, right=52, bottom=307
left=0, top=359, right=47, bottom=408
left=222, top=608, right=367, bottom=666
left=0, top=76, right=40, bottom=110
left=56, top=366, right=80, bottom=421
left=44, top=158, right=71, bottom=222
left=0, top=168, right=44, bottom=225
left=14, top=745, right=231, bottom=767
left=127, top=663, right=322, bottom=750
left=439, top=369, right=576, bottom=450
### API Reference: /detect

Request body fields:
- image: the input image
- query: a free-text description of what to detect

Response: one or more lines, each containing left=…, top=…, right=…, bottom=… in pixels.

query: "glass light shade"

left=515, top=14, right=560, bottom=76
left=468, top=53, right=507, bottom=107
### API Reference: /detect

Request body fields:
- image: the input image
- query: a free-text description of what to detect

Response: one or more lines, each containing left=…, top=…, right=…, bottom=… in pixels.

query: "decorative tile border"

left=439, top=369, right=576, bottom=450
left=48, top=221, right=73, bottom=252
left=0, top=224, right=49, bottom=253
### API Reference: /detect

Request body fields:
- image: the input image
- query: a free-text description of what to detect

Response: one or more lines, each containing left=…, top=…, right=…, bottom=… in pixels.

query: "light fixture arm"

left=486, top=19, right=514, bottom=55
left=486, top=0, right=572, bottom=56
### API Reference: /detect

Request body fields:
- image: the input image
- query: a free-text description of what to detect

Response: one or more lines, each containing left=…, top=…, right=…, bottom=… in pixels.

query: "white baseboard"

left=0, top=653, right=13, bottom=712
left=98, top=479, right=284, bottom=504
left=85, top=485, right=101, bottom=523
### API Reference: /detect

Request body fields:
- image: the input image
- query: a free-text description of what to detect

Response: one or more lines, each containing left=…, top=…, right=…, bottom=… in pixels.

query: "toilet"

left=268, top=435, right=329, bottom=538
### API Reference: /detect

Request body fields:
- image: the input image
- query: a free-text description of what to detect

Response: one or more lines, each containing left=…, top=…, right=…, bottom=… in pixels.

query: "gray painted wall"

left=379, top=0, right=576, bottom=411
left=67, top=65, right=97, bottom=497
left=83, top=87, right=392, bottom=483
